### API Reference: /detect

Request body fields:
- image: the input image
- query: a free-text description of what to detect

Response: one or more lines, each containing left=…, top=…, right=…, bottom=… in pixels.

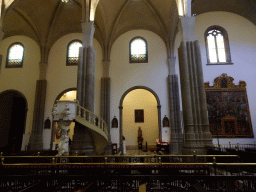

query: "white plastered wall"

left=193, top=11, right=256, bottom=145
left=43, top=33, right=103, bottom=149
left=0, top=36, right=40, bottom=149
left=109, top=30, right=170, bottom=148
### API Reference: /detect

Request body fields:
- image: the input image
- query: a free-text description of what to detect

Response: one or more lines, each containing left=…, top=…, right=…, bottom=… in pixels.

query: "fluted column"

left=194, top=41, right=212, bottom=146
left=177, top=14, right=213, bottom=155
left=118, top=106, right=123, bottom=154
left=178, top=42, right=196, bottom=148
left=71, top=22, right=96, bottom=155
left=168, top=74, right=183, bottom=154
left=28, top=78, right=47, bottom=150
left=85, top=46, right=95, bottom=112
left=101, top=74, right=111, bottom=154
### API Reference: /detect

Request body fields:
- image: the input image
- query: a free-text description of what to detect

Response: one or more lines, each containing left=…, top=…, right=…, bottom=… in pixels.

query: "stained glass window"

left=67, top=40, right=82, bottom=65
left=205, top=26, right=232, bottom=65
left=6, top=43, right=24, bottom=68
left=130, top=37, right=148, bottom=63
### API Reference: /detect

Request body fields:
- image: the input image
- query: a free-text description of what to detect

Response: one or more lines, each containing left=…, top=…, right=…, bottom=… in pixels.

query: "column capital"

left=81, top=22, right=95, bottom=48
left=179, top=16, right=195, bottom=41
left=39, top=62, right=48, bottom=80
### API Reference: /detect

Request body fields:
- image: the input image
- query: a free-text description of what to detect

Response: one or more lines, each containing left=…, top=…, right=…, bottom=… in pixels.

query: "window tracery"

left=205, top=26, right=232, bottom=65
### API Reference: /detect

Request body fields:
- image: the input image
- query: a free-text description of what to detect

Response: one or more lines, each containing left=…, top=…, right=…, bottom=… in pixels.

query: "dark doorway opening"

left=0, top=90, right=27, bottom=153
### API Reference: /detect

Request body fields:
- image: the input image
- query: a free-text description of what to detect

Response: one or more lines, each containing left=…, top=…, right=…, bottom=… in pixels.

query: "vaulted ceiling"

left=2, top=0, right=256, bottom=61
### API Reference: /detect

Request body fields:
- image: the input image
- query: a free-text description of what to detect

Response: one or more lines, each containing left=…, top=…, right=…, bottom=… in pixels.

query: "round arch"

left=55, top=87, right=77, bottom=101
left=118, top=86, right=161, bottom=153
left=0, top=89, right=28, bottom=153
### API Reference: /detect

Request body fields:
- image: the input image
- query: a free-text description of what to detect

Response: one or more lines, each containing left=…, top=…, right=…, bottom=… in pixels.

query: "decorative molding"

left=205, top=74, right=253, bottom=138
left=204, top=73, right=246, bottom=90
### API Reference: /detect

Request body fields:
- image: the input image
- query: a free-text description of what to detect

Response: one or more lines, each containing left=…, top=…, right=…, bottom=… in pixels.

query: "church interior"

left=0, top=0, right=256, bottom=191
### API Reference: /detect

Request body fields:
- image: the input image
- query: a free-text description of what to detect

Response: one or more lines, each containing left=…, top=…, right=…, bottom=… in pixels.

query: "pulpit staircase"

left=75, top=102, right=109, bottom=154
left=53, top=100, right=108, bottom=155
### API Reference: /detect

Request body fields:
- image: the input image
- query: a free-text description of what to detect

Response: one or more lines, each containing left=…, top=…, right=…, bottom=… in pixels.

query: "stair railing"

left=75, top=100, right=108, bottom=137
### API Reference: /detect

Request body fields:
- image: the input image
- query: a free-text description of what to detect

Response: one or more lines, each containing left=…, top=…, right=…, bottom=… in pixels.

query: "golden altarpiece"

left=204, top=74, right=253, bottom=138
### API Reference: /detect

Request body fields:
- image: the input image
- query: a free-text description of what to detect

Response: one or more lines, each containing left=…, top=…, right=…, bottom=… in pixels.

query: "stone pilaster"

left=39, top=62, right=48, bottom=80
left=101, top=76, right=111, bottom=154
left=28, top=80, right=47, bottom=150
left=0, top=24, right=4, bottom=73
left=168, top=74, right=183, bottom=154
left=168, top=57, right=176, bottom=74
left=118, top=106, right=123, bottom=154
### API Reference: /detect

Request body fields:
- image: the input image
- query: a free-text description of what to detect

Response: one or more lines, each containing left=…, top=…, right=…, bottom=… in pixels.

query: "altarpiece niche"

left=204, top=74, right=253, bottom=138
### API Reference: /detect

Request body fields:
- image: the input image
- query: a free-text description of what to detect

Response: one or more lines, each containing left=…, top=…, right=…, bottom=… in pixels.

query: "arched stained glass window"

left=205, top=26, right=232, bottom=65
left=6, top=43, right=24, bottom=68
left=130, top=37, right=148, bottom=63
left=67, top=40, right=82, bottom=65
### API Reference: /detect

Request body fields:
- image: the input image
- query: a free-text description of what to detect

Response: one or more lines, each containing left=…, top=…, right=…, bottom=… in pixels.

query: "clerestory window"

left=6, top=43, right=24, bottom=68
left=67, top=40, right=82, bottom=65
left=205, top=26, right=232, bottom=65
left=129, top=37, right=148, bottom=63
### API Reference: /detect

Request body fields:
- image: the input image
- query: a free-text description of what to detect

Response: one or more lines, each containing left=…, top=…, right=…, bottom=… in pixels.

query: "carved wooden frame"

left=204, top=73, right=253, bottom=138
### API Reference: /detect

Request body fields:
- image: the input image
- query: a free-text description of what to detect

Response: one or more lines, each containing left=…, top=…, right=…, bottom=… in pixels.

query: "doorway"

left=119, top=86, right=161, bottom=152
left=0, top=90, right=27, bottom=153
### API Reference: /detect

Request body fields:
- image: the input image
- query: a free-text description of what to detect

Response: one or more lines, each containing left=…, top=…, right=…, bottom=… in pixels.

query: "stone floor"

left=125, top=149, right=156, bottom=155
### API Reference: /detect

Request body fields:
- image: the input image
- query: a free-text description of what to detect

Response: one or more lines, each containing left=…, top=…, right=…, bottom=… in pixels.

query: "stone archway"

left=119, top=86, right=161, bottom=153
left=0, top=90, right=28, bottom=153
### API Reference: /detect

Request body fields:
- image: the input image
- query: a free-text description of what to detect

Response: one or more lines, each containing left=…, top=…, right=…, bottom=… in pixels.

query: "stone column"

left=157, top=105, right=162, bottom=140
left=178, top=17, right=213, bottom=155
left=0, top=24, right=4, bottom=75
left=118, top=106, right=123, bottom=154
left=168, top=74, right=183, bottom=154
left=194, top=41, right=212, bottom=146
left=71, top=22, right=96, bottom=155
left=101, top=75, right=111, bottom=154
left=76, top=47, right=87, bottom=107
left=178, top=42, right=197, bottom=154
left=28, top=79, right=47, bottom=150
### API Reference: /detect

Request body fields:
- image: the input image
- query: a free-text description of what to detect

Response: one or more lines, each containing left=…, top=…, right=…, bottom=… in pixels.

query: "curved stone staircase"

left=75, top=103, right=109, bottom=154
left=53, top=100, right=109, bottom=155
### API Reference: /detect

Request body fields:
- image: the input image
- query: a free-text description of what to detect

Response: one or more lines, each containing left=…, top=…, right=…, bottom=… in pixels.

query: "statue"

left=52, top=101, right=76, bottom=156
left=56, top=123, right=70, bottom=156
left=137, top=127, right=143, bottom=149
